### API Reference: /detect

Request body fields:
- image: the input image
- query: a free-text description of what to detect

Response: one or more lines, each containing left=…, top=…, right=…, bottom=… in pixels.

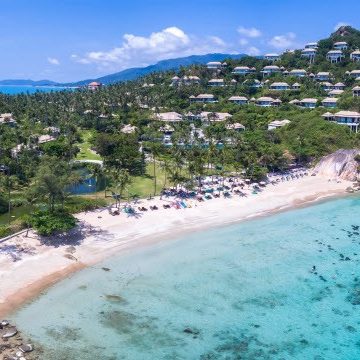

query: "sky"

left=1, top=0, right=360, bottom=82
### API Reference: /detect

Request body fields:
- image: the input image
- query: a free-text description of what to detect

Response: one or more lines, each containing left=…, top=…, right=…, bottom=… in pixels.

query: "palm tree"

left=88, top=163, right=103, bottom=200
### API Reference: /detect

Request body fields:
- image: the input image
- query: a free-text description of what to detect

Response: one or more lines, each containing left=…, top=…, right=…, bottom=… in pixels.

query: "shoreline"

left=0, top=176, right=355, bottom=318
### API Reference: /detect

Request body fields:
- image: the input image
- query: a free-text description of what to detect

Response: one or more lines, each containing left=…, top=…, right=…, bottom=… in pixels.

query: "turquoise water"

left=0, top=85, right=76, bottom=95
left=12, top=196, right=360, bottom=359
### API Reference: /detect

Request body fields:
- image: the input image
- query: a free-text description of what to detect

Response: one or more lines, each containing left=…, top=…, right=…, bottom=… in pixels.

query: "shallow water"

left=12, top=195, right=360, bottom=359
left=0, top=85, right=75, bottom=95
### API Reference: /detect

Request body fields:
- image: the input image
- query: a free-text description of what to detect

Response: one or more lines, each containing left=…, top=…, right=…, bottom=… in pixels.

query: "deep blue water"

left=12, top=195, right=360, bottom=359
left=0, top=85, right=76, bottom=95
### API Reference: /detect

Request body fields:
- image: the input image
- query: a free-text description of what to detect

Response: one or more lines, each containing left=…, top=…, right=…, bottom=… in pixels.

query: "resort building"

left=315, top=72, right=331, bottom=81
left=87, top=81, right=102, bottom=90
left=328, top=89, right=344, bottom=97
left=349, top=70, right=360, bottom=78
left=292, top=82, right=301, bottom=90
left=326, top=50, right=344, bottom=63
left=208, top=78, right=225, bottom=87
left=321, top=97, right=338, bottom=108
left=0, top=113, right=16, bottom=126
left=230, top=79, right=237, bottom=85
left=333, top=82, right=346, bottom=90
left=255, top=97, right=277, bottom=107
left=320, top=82, right=334, bottom=92
left=243, top=79, right=262, bottom=88
left=121, top=124, right=137, bottom=134
left=304, top=42, right=318, bottom=49
left=350, top=50, right=360, bottom=62
left=333, top=41, right=348, bottom=50
left=352, top=86, right=360, bottom=97
left=172, top=76, right=200, bottom=86
left=232, top=66, right=255, bottom=75
left=155, top=112, right=183, bottom=122
left=323, top=110, right=360, bottom=132
left=301, top=48, right=317, bottom=62
left=299, top=98, right=318, bottom=109
left=289, top=69, right=307, bottom=77
left=269, top=82, right=290, bottom=90
left=200, top=112, right=232, bottom=123
left=268, top=119, right=291, bottom=130
left=264, top=53, right=280, bottom=62
left=37, top=134, right=56, bottom=144
left=228, top=96, right=248, bottom=105
left=226, top=123, right=245, bottom=131
left=289, top=99, right=301, bottom=105
left=206, top=61, right=226, bottom=70
left=261, top=65, right=281, bottom=77
left=189, top=94, right=218, bottom=103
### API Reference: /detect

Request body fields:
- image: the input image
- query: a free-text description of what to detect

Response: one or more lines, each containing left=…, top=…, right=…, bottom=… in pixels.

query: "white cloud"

left=268, top=32, right=296, bottom=49
left=47, top=57, right=60, bottom=65
left=73, top=27, right=231, bottom=70
left=239, top=38, right=249, bottom=46
left=334, top=22, right=350, bottom=30
left=247, top=46, right=260, bottom=56
left=237, top=26, right=262, bottom=38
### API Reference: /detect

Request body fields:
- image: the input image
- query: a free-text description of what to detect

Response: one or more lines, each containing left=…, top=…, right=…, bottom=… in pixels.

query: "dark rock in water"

left=347, top=288, right=360, bottom=305
left=319, top=275, right=327, bottom=282
left=345, top=257, right=351, bottom=261
left=19, top=343, right=33, bottom=352
left=102, top=267, right=111, bottom=272
left=104, top=294, right=127, bottom=303
left=183, top=327, right=200, bottom=335
left=345, top=325, right=356, bottom=333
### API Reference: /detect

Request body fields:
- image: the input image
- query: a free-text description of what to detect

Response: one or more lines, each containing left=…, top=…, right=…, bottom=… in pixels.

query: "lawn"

left=76, top=129, right=102, bottom=161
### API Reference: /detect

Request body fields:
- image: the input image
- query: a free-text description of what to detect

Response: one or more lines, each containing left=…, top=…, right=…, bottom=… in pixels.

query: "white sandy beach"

left=0, top=175, right=354, bottom=317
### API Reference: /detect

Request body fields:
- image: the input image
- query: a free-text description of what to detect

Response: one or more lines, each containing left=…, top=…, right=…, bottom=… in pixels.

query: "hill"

left=0, top=79, right=59, bottom=86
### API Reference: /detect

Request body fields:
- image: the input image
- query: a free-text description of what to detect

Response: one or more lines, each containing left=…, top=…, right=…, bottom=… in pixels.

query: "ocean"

left=0, top=85, right=76, bottom=95
left=12, top=195, right=360, bottom=359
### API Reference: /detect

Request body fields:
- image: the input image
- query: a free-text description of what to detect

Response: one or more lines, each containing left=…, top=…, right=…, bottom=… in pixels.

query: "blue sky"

left=1, top=0, right=360, bottom=82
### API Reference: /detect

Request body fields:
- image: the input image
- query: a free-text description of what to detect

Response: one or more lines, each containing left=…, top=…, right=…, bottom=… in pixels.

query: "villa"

left=289, top=99, right=301, bottom=105
left=353, top=86, right=360, bottom=97
left=349, top=70, right=360, bottom=78
left=0, top=113, right=16, bottom=126
left=292, top=82, right=301, bottom=90
left=333, top=82, right=346, bottom=90
left=256, top=97, right=277, bottom=107
left=320, top=82, right=334, bottom=92
left=261, top=65, right=281, bottom=76
left=206, top=61, right=226, bottom=70
left=301, top=48, right=317, bottom=61
left=228, top=96, right=248, bottom=105
left=333, top=41, right=348, bottom=50
left=189, top=94, right=218, bottom=103
left=304, top=42, right=318, bottom=49
left=269, top=82, right=290, bottom=90
left=326, top=50, right=344, bottom=63
left=350, top=50, right=360, bottom=62
left=321, top=97, right=338, bottom=108
left=264, top=53, right=280, bottom=62
left=121, top=124, right=137, bottom=134
left=328, top=89, right=344, bottom=97
left=316, top=72, right=331, bottom=81
left=172, top=76, right=201, bottom=86
left=243, top=79, right=262, bottom=88
left=232, top=66, right=255, bottom=75
left=268, top=119, right=291, bottom=130
left=208, top=78, right=225, bottom=87
left=226, top=122, right=245, bottom=131
left=289, top=69, right=307, bottom=77
left=300, top=98, right=318, bottom=108
left=155, top=112, right=183, bottom=122
left=230, top=79, right=237, bottom=85
left=200, top=112, right=232, bottom=123
left=323, top=110, right=360, bottom=132
left=87, top=81, right=102, bottom=90
left=37, top=134, right=56, bottom=144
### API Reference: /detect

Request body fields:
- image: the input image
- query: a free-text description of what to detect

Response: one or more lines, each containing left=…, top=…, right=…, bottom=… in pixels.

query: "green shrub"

left=64, top=197, right=107, bottom=213
left=28, top=210, right=77, bottom=236
left=0, top=225, right=12, bottom=238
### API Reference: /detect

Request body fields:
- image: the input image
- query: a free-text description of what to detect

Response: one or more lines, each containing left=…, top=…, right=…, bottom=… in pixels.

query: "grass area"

left=76, top=129, right=102, bottom=161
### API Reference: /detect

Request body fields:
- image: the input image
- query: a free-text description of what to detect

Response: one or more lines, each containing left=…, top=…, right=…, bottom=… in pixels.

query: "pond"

left=67, top=167, right=106, bottom=195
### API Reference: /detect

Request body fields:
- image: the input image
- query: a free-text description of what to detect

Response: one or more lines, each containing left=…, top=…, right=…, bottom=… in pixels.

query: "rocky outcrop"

left=313, top=149, right=360, bottom=181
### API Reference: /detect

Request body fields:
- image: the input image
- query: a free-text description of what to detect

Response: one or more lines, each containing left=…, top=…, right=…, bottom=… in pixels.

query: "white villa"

left=232, top=66, right=255, bottom=75
left=206, top=61, right=226, bottom=70
left=200, top=112, right=232, bottom=123
left=316, top=72, right=331, bottom=81
left=155, top=112, right=183, bottom=122
left=261, top=65, right=281, bottom=76
left=328, top=89, right=344, bottom=97
left=87, top=81, right=102, bottom=90
left=353, top=86, right=360, bottom=97
left=121, top=124, right=137, bottom=134
left=171, top=76, right=200, bottom=86
left=301, top=48, right=317, bottom=61
left=269, top=82, right=290, bottom=90
left=333, top=41, right=348, bottom=50
left=256, top=97, right=279, bottom=107
left=228, top=96, right=248, bottom=105
left=320, top=82, right=334, bottom=92
left=321, top=97, right=338, bottom=108
left=300, top=98, right=318, bottom=109
left=289, top=69, right=307, bottom=77
left=292, top=82, right=301, bottom=90
left=289, top=99, right=301, bottom=105
left=268, top=119, right=291, bottom=130
left=323, top=110, right=360, bottom=132
left=189, top=94, right=218, bottom=103
left=333, top=82, right=346, bottom=90
left=0, top=113, right=16, bottom=126
left=349, top=70, right=360, bottom=78
left=304, top=42, right=318, bottom=49
left=208, top=78, right=225, bottom=87
left=264, top=53, right=280, bottom=62
left=350, top=50, right=360, bottom=62
left=226, top=123, right=245, bottom=131
left=326, top=50, right=344, bottom=63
